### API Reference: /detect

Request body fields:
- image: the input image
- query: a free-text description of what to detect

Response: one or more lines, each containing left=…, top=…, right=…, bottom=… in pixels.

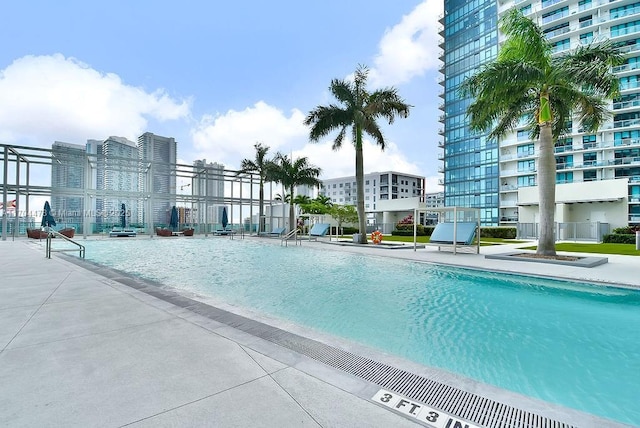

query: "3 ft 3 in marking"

left=372, top=389, right=480, bottom=428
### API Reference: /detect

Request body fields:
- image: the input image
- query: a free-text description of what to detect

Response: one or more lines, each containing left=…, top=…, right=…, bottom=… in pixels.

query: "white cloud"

left=292, top=139, right=424, bottom=181
left=189, top=100, right=426, bottom=182
left=370, top=0, right=443, bottom=87
left=191, top=101, right=308, bottom=168
left=0, top=54, right=190, bottom=145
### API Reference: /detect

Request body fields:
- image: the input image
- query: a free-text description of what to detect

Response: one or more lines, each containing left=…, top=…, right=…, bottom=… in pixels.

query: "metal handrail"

left=280, top=229, right=300, bottom=246
left=46, top=229, right=85, bottom=259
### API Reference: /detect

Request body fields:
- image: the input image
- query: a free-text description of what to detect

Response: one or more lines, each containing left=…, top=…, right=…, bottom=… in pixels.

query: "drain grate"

left=67, top=257, right=576, bottom=428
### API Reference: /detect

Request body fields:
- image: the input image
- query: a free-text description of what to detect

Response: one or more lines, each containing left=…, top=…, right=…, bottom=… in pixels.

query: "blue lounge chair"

left=429, top=222, right=479, bottom=254
left=308, top=223, right=331, bottom=240
left=269, top=227, right=286, bottom=237
left=430, top=222, right=477, bottom=245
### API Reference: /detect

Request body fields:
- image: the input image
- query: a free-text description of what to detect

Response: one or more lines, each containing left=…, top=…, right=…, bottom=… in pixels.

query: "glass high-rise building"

left=192, top=159, right=225, bottom=225
left=51, top=141, right=86, bottom=227
left=442, top=0, right=640, bottom=230
left=138, top=132, right=177, bottom=225
left=102, top=136, right=139, bottom=226
left=440, top=0, right=499, bottom=225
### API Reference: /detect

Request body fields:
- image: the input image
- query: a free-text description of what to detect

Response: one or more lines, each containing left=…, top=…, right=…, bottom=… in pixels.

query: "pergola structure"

left=0, top=143, right=286, bottom=240
left=412, top=206, right=481, bottom=254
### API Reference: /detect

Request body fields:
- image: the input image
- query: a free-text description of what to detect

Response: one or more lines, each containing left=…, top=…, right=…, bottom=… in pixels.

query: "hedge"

left=603, top=233, right=637, bottom=244
left=331, top=226, right=359, bottom=235
left=612, top=227, right=638, bottom=235
left=480, top=227, right=516, bottom=239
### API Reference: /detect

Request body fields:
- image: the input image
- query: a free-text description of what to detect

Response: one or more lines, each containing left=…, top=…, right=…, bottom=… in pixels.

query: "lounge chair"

left=308, top=223, right=331, bottom=241
left=27, top=228, right=48, bottom=239
left=214, top=227, right=234, bottom=236
left=110, top=228, right=137, bottom=237
left=428, top=222, right=479, bottom=254
left=154, top=227, right=172, bottom=237
left=268, top=227, right=286, bottom=237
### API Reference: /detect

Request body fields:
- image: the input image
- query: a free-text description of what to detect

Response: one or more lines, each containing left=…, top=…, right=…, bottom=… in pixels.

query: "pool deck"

left=0, top=237, right=636, bottom=427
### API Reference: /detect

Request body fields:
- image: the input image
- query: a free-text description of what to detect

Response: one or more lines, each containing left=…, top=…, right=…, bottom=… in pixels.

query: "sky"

left=0, top=0, right=444, bottom=193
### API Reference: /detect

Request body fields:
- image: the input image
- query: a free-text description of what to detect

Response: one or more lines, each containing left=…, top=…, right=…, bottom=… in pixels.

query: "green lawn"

left=519, top=242, right=640, bottom=256
left=338, top=235, right=527, bottom=246
left=339, top=234, right=640, bottom=255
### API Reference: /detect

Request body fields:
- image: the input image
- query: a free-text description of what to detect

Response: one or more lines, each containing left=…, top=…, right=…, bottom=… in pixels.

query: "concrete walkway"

left=0, top=238, right=636, bottom=427
left=0, top=241, right=420, bottom=427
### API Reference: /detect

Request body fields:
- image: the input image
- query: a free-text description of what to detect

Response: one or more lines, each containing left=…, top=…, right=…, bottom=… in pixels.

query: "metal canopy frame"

left=412, top=206, right=481, bottom=254
left=0, top=143, right=281, bottom=240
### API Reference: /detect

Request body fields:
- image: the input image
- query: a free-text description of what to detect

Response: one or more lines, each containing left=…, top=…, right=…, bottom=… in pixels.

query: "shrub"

left=391, top=225, right=435, bottom=237
left=480, top=227, right=516, bottom=239
left=612, top=227, right=638, bottom=235
left=332, top=226, right=359, bottom=235
left=603, top=233, right=636, bottom=244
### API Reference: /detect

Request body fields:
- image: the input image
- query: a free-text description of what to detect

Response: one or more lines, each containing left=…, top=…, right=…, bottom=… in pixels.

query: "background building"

left=192, top=159, right=225, bottom=225
left=51, top=141, right=86, bottom=227
left=440, top=0, right=499, bottom=225
left=100, top=136, right=139, bottom=227
left=138, top=132, right=177, bottom=225
left=320, top=171, right=425, bottom=211
left=441, top=0, right=640, bottom=233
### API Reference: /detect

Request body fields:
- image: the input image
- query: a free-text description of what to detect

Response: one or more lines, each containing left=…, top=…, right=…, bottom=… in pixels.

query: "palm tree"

left=460, top=10, right=622, bottom=256
left=270, top=154, right=322, bottom=232
left=237, top=143, right=276, bottom=234
left=304, top=64, right=411, bottom=244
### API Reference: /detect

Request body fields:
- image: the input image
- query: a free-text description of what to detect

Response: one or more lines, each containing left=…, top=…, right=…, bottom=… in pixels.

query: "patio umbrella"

left=120, top=203, right=126, bottom=229
left=41, top=201, right=56, bottom=229
left=169, top=206, right=179, bottom=231
left=221, top=206, right=228, bottom=230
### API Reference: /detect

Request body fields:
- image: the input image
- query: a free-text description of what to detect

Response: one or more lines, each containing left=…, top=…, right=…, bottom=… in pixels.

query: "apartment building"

left=192, top=159, right=225, bottom=225
left=441, top=0, right=640, bottom=229
left=138, top=132, right=177, bottom=225
left=320, top=171, right=425, bottom=211
left=51, top=141, right=86, bottom=226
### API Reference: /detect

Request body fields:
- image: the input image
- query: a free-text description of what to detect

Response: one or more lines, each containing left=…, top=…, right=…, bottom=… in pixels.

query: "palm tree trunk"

left=288, top=186, right=296, bottom=232
left=258, top=179, right=264, bottom=233
left=355, top=126, right=367, bottom=244
left=537, top=123, right=556, bottom=256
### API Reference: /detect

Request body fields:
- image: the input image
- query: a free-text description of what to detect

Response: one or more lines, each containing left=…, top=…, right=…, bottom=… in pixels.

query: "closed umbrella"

left=41, top=201, right=56, bottom=229
left=120, top=203, right=126, bottom=229
left=221, top=206, right=228, bottom=230
left=169, top=206, right=179, bottom=231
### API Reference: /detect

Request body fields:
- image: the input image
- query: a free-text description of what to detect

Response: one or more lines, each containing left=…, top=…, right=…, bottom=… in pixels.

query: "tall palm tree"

left=270, top=154, right=322, bottom=232
left=304, top=64, right=411, bottom=244
left=460, top=10, right=622, bottom=256
left=237, top=143, right=275, bottom=234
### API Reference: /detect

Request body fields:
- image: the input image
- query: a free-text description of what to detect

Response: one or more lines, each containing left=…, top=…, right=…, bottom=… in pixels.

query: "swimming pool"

left=80, top=238, right=640, bottom=425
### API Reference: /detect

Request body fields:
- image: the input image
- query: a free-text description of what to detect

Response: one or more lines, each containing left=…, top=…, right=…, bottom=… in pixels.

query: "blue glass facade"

left=442, top=0, right=499, bottom=225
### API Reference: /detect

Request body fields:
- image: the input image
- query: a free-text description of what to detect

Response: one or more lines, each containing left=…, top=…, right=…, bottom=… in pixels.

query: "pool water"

left=81, top=238, right=640, bottom=425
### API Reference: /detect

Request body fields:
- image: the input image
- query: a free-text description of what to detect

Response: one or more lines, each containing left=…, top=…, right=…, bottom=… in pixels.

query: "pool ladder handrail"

left=46, top=229, right=85, bottom=259
left=281, top=229, right=301, bottom=246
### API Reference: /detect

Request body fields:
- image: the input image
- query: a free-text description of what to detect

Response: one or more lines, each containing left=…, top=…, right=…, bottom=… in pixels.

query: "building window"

left=583, top=135, right=596, bottom=149
left=583, top=152, right=597, bottom=166
left=517, top=175, right=536, bottom=187
left=556, top=171, right=573, bottom=184
left=517, top=143, right=535, bottom=157
left=518, top=159, right=536, bottom=172
left=583, top=170, right=597, bottom=181
left=579, top=32, right=593, bottom=45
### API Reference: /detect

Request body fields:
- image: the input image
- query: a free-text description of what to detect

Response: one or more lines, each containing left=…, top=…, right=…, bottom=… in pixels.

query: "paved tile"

left=0, top=318, right=267, bottom=427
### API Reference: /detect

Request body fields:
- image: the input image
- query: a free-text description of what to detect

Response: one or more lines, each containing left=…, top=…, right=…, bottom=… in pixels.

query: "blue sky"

left=0, top=0, right=443, bottom=190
